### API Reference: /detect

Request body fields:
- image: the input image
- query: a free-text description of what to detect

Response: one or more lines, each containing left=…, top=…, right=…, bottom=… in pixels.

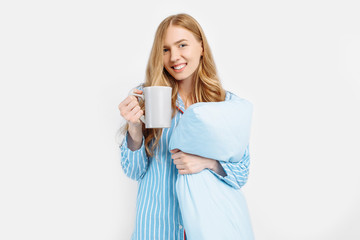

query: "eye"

left=179, top=44, right=187, bottom=48
left=163, top=48, right=169, bottom=53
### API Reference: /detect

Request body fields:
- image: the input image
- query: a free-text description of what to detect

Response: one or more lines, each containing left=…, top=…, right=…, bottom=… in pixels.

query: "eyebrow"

left=163, top=39, right=188, bottom=48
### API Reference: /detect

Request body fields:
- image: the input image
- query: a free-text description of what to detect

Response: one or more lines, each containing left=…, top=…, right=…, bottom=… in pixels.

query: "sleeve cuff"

left=208, top=162, right=241, bottom=189
left=119, top=131, right=148, bottom=180
left=120, top=131, right=146, bottom=153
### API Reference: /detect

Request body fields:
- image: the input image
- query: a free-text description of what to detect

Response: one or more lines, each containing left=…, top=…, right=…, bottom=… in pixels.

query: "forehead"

left=163, top=25, right=198, bottom=46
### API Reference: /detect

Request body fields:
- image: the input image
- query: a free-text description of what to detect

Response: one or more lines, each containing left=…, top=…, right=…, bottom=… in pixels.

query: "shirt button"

left=179, top=225, right=183, bottom=229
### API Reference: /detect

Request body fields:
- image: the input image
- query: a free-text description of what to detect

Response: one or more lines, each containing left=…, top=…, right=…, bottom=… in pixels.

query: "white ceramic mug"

left=130, top=86, right=172, bottom=128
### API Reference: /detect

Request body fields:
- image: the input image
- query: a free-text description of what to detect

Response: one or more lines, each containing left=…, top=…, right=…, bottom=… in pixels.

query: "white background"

left=1, top=0, right=359, bottom=239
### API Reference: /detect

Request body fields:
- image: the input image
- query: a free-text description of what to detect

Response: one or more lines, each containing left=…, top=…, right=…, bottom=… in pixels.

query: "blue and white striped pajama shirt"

left=120, top=90, right=251, bottom=240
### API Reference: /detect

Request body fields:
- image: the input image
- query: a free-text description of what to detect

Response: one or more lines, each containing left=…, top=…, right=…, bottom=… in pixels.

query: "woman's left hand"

left=170, top=149, right=220, bottom=175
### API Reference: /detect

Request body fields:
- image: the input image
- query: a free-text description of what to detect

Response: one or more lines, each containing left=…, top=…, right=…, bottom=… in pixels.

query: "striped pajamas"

left=120, top=90, right=251, bottom=240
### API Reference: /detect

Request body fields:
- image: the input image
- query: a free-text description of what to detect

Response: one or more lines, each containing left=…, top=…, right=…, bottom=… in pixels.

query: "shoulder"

left=187, top=91, right=253, bottom=115
left=135, top=83, right=145, bottom=91
left=225, top=91, right=253, bottom=107
left=127, top=83, right=145, bottom=94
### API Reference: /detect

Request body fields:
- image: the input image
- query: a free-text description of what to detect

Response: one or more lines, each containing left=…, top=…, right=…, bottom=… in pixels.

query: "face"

left=163, top=25, right=203, bottom=83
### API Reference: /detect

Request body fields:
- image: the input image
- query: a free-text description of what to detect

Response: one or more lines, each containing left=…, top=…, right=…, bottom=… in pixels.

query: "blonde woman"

left=118, top=13, right=253, bottom=240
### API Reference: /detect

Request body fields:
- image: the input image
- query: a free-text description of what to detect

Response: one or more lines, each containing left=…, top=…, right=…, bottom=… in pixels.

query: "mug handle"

left=129, top=90, right=145, bottom=124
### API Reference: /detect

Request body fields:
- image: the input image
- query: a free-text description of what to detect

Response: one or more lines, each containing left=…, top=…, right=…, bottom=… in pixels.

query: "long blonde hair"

left=122, top=13, right=226, bottom=157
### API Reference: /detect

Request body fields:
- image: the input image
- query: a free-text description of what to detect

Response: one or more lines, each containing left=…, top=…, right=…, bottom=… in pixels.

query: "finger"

left=131, top=109, right=144, bottom=123
left=119, top=95, right=134, bottom=109
left=175, top=163, right=186, bottom=170
left=173, top=159, right=181, bottom=165
left=128, top=106, right=143, bottom=123
left=171, top=152, right=181, bottom=160
left=170, top=149, right=180, bottom=154
left=133, top=89, right=143, bottom=94
left=171, top=150, right=183, bottom=158
left=120, top=96, right=139, bottom=115
left=126, top=99, right=140, bottom=112
left=129, top=107, right=144, bottom=123
left=178, top=169, right=189, bottom=175
left=120, top=100, right=138, bottom=119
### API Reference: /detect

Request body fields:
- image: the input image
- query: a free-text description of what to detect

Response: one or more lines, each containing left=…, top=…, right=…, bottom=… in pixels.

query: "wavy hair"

left=121, top=13, right=226, bottom=157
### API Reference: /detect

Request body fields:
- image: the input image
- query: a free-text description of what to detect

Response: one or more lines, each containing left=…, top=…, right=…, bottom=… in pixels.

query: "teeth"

left=174, top=64, right=186, bottom=70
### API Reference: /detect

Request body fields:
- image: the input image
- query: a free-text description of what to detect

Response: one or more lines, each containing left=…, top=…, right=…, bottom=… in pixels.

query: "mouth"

left=171, top=63, right=187, bottom=72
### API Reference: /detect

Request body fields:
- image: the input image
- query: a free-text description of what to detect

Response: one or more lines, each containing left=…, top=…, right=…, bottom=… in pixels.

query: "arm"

left=118, top=87, right=149, bottom=181
left=170, top=149, right=226, bottom=176
left=120, top=131, right=149, bottom=181
left=209, top=144, right=251, bottom=189
left=170, top=145, right=250, bottom=189
left=210, top=92, right=251, bottom=189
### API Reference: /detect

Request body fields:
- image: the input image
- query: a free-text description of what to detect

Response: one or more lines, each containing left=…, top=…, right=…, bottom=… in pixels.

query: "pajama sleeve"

left=208, top=144, right=251, bottom=189
left=119, top=132, right=149, bottom=181
left=207, top=91, right=251, bottom=189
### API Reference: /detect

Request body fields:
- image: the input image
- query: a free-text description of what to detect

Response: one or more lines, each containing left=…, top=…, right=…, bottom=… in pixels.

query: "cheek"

left=163, top=57, right=170, bottom=69
left=187, top=49, right=201, bottom=63
left=163, top=56, right=168, bottom=65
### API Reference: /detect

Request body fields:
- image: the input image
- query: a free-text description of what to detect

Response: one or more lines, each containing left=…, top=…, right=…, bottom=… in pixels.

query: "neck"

left=178, top=77, right=194, bottom=109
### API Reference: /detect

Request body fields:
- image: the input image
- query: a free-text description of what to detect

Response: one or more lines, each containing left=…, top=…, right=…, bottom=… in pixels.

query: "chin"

left=173, top=73, right=193, bottom=81
left=174, top=77, right=188, bottom=81
left=169, top=74, right=183, bottom=81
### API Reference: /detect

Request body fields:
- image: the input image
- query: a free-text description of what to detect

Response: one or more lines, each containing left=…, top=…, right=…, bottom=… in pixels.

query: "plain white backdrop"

left=1, top=0, right=359, bottom=239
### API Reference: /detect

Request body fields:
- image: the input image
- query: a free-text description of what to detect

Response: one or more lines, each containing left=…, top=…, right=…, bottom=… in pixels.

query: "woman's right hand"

left=118, top=89, right=144, bottom=128
left=118, top=89, right=144, bottom=149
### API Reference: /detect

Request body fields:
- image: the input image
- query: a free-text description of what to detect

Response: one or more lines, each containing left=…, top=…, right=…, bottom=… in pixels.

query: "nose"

left=170, top=48, right=180, bottom=62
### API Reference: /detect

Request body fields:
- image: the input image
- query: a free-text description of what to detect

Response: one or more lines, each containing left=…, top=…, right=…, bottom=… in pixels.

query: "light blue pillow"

left=169, top=94, right=253, bottom=163
left=169, top=95, right=254, bottom=240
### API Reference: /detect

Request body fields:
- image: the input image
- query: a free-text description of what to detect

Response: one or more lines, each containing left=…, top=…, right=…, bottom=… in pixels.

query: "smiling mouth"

left=171, top=63, right=187, bottom=71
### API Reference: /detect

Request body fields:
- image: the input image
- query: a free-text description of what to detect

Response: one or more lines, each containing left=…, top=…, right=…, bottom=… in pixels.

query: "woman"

left=118, top=13, right=252, bottom=240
